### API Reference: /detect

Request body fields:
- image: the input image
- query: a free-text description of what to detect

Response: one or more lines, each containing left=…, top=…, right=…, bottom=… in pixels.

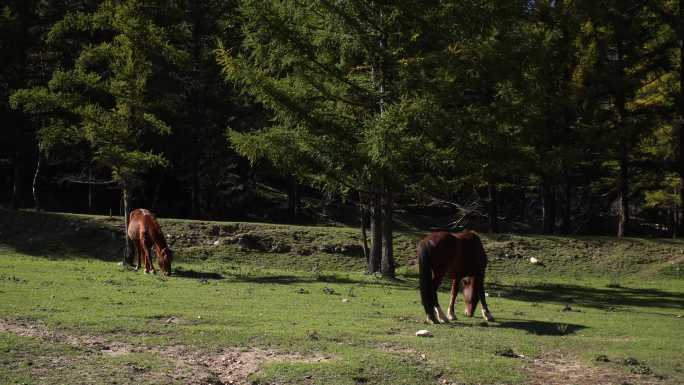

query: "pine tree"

left=586, top=0, right=673, bottom=236
left=218, top=1, right=484, bottom=277
left=11, top=0, right=181, bottom=265
left=643, top=0, right=682, bottom=235
left=0, top=0, right=77, bottom=209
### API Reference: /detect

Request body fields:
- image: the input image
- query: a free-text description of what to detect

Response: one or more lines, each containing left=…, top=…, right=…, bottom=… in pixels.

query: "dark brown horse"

left=418, top=230, right=493, bottom=324
left=127, top=208, right=173, bottom=275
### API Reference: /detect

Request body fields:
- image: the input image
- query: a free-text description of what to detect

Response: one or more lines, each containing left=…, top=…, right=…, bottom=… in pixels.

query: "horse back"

left=453, top=231, right=487, bottom=267
left=127, top=210, right=143, bottom=240
left=421, top=230, right=486, bottom=277
left=127, top=209, right=165, bottom=246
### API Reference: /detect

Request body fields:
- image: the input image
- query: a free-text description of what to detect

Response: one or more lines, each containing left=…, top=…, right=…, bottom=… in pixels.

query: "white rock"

left=416, top=329, right=433, bottom=337
left=342, top=298, right=349, bottom=303
left=530, top=257, right=540, bottom=264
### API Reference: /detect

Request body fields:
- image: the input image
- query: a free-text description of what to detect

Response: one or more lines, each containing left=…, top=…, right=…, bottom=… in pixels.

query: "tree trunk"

left=32, top=150, right=41, bottom=210
left=614, top=17, right=630, bottom=238
left=369, top=193, right=382, bottom=273
left=617, top=155, right=629, bottom=237
left=519, top=189, right=527, bottom=224
left=488, top=182, right=498, bottom=233
left=381, top=189, right=395, bottom=278
left=189, top=4, right=207, bottom=221
left=88, top=167, right=94, bottom=213
left=150, top=172, right=162, bottom=211
left=360, top=203, right=370, bottom=263
left=191, top=159, right=200, bottom=219
left=679, top=3, right=684, bottom=237
left=671, top=206, right=678, bottom=238
left=674, top=183, right=679, bottom=238
left=10, top=153, right=21, bottom=209
left=287, top=175, right=299, bottom=221
left=542, top=180, right=556, bottom=234
left=122, top=185, right=134, bottom=267
left=559, top=166, right=572, bottom=234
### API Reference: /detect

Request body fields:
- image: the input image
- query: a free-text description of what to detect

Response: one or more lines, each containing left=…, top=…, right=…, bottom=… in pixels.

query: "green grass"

left=1, top=209, right=683, bottom=384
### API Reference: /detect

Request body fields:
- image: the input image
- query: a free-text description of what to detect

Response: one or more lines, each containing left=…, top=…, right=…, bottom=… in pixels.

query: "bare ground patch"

left=525, top=351, right=667, bottom=385
left=0, top=318, right=330, bottom=385
left=376, top=342, right=417, bottom=355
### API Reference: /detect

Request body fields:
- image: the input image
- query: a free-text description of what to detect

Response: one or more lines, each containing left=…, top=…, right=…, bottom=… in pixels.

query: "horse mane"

left=147, top=217, right=169, bottom=250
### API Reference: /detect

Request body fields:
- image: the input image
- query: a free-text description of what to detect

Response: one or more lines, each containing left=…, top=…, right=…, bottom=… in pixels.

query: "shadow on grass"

left=173, top=269, right=224, bottom=280
left=492, top=318, right=586, bottom=336
left=489, top=282, right=684, bottom=311
left=440, top=317, right=587, bottom=336
left=225, top=272, right=417, bottom=289
left=0, top=209, right=124, bottom=262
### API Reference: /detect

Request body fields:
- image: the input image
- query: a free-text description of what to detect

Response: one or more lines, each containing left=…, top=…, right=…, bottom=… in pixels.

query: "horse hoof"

left=435, top=307, right=449, bottom=323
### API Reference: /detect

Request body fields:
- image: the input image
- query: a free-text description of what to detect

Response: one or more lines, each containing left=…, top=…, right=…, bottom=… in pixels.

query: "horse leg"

left=478, top=276, right=494, bottom=321
left=447, top=276, right=460, bottom=321
left=142, top=237, right=154, bottom=274
left=134, top=241, right=142, bottom=271
left=147, top=244, right=156, bottom=274
left=424, top=272, right=443, bottom=324
left=432, top=273, right=448, bottom=323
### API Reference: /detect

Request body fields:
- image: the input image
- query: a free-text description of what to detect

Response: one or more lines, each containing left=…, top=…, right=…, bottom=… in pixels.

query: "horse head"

left=462, top=277, right=481, bottom=317
left=158, top=247, right=173, bottom=275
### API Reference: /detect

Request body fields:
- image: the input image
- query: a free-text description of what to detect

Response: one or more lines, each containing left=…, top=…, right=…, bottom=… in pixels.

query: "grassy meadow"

left=0, top=209, right=683, bottom=384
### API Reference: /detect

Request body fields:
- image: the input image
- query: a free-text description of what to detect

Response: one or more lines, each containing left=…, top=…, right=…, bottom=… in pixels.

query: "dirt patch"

left=1, top=318, right=329, bottom=385
left=0, top=318, right=134, bottom=356
left=525, top=351, right=666, bottom=385
left=376, top=342, right=416, bottom=355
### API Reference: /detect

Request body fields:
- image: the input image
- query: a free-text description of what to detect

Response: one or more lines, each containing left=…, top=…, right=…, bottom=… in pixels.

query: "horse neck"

left=148, top=225, right=168, bottom=251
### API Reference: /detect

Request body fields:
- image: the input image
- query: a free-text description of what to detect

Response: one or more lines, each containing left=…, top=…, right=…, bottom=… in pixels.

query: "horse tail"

left=418, top=240, right=434, bottom=316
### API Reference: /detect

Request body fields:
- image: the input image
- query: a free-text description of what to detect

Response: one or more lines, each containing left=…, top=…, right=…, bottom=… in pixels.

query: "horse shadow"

left=488, top=282, right=684, bottom=312
left=491, top=319, right=586, bottom=336
left=173, top=268, right=224, bottom=280
left=442, top=318, right=586, bottom=336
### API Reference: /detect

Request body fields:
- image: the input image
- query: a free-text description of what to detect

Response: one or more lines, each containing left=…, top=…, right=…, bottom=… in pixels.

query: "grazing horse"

left=417, top=230, right=493, bottom=324
left=127, top=208, right=173, bottom=275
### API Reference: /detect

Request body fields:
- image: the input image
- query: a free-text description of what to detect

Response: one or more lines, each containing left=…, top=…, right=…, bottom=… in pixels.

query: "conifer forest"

left=2, top=1, right=683, bottom=277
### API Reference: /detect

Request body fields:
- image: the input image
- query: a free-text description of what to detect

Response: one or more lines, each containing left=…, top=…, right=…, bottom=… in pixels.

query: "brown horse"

left=418, top=230, right=493, bottom=324
left=127, top=208, right=173, bottom=275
